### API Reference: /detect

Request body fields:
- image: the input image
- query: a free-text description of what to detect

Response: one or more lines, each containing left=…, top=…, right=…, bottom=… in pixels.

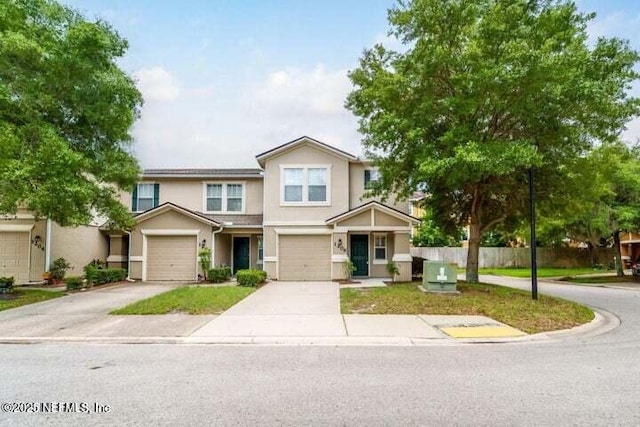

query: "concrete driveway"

left=191, top=281, right=346, bottom=338
left=0, top=283, right=214, bottom=338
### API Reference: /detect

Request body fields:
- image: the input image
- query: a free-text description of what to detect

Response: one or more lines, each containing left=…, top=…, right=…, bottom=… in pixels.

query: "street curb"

left=0, top=305, right=619, bottom=347
left=0, top=307, right=618, bottom=346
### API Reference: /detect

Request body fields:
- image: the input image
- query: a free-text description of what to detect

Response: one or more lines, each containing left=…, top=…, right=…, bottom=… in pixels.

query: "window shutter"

left=364, top=170, right=371, bottom=188
left=131, top=185, right=138, bottom=211
left=153, top=183, right=160, bottom=207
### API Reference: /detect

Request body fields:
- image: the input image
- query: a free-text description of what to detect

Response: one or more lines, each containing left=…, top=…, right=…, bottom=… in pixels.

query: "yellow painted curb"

left=440, top=325, right=526, bottom=338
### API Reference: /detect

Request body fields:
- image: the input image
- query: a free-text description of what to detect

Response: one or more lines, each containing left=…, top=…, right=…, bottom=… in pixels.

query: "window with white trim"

left=136, top=183, right=156, bottom=211
left=374, top=234, right=387, bottom=261
left=205, top=183, right=244, bottom=213
left=257, top=236, right=263, bottom=265
left=281, top=166, right=329, bottom=205
left=226, top=184, right=243, bottom=212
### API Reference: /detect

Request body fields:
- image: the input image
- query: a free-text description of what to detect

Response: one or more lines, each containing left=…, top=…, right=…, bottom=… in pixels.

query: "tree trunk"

left=466, top=219, right=482, bottom=284
left=613, top=230, right=624, bottom=277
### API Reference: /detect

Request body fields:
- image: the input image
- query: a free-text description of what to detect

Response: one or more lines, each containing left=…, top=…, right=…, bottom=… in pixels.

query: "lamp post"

left=529, top=166, right=538, bottom=300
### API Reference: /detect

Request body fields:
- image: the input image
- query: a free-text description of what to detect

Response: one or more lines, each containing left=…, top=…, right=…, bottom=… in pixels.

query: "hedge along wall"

left=410, top=247, right=618, bottom=268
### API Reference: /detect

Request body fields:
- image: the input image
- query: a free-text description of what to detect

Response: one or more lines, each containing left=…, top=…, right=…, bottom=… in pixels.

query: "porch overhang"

left=325, top=201, right=419, bottom=231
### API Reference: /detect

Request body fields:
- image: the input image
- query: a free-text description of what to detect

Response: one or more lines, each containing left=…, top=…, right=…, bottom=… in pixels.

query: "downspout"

left=44, top=218, right=52, bottom=271
left=212, top=224, right=225, bottom=268
left=125, top=230, right=134, bottom=281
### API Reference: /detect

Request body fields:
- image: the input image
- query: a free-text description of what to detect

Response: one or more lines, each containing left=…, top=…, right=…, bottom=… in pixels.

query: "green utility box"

left=423, top=261, right=458, bottom=293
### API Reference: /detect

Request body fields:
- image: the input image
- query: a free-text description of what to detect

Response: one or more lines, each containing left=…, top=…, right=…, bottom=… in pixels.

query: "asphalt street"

left=1, top=279, right=639, bottom=426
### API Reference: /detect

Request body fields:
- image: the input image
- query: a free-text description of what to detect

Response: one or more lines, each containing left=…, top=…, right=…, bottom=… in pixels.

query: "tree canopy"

left=0, top=0, right=143, bottom=228
left=346, top=0, right=640, bottom=283
left=537, top=141, right=640, bottom=274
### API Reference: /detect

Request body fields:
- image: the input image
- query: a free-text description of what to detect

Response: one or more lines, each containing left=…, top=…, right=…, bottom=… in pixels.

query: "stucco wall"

left=263, top=144, right=350, bottom=222
left=349, top=163, right=410, bottom=213
left=120, top=177, right=264, bottom=215
left=50, top=223, right=108, bottom=277
left=130, top=210, right=213, bottom=256
left=214, top=232, right=231, bottom=267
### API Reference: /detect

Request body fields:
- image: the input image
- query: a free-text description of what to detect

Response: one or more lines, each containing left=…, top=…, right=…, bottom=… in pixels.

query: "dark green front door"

left=233, top=237, right=250, bottom=274
left=350, top=235, right=368, bottom=277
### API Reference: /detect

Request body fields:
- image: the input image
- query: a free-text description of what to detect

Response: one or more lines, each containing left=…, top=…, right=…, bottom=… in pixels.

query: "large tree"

left=346, top=0, right=639, bottom=283
left=539, top=142, right=640, bottom=275
left=0, top=0, right=143, bottom=228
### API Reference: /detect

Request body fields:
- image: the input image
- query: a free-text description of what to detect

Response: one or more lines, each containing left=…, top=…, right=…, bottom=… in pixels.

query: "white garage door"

left=146, top=235, right=197, bottom=281
left=279, top=235, right=331, bottom=281
left=0, top=232, right=30, bottom=284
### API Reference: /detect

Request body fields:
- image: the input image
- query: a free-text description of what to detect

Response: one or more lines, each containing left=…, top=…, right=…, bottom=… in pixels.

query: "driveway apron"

left=191, top=281, right=346, bottom=337
left=0, top=283, right=212, bottom=338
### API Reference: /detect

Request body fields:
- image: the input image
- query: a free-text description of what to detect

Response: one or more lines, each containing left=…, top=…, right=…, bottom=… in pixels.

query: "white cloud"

left=129, top=64, right=363, bottom=168
left=252, top=65, right=352, bottom=116
left=134, top=66, right=180, bottom=101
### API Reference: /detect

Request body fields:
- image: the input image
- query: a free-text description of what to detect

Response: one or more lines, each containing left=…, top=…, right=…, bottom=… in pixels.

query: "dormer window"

left=281, top=165, right=330, bottom=206
left=364, top=168, right=380, bottom=189
left=204, top=183, right=245, bottom=213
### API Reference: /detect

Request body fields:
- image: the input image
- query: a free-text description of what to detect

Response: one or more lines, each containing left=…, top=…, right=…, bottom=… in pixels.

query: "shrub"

left=83, top=260, right=125, bottom=285
left=236, top=269, right=267, bottom=287
left=65, top=276, right=84, bottom=291
left=198, top=248, right=212, bottom=280
left=386, top=260, right=400, bottom=282
left=50, top=258, right=72, bottom=281
left=343, top=259, right=356, bottom=280
left=208, top=266, right=231, bottom=283
left=0, top=276, right=14, bottom=293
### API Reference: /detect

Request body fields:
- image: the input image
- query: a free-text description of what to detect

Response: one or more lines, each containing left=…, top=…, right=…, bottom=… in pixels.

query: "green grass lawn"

left=562, top=275, right=640, bottom=284
left=110, top=285, right=254, bottom=315
left=0, top=289, right=65, bottom=312
left=471, top=267, right=613, bottom=278
left=341, top=282, right=593, bottom=334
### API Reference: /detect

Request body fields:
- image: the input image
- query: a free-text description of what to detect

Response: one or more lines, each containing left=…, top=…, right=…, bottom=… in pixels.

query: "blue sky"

left=63, top=0, right=640, bottom=168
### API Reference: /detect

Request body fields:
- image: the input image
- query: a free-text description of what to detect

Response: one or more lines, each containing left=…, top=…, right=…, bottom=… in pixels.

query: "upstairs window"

left=364, top=169, right=380, bottom=190
left=205, top=183, right=245, bottom=213
left=226, top=184, right=243, bottom=212
left=308, top=168, right=327, bottom=202
left=206, top=184, right=223, bottom=212
left=132, top=183, right=159, bottom=212
left=281, top=166, right=330, bottom=205
left=283, top=168, right=304, bottom=202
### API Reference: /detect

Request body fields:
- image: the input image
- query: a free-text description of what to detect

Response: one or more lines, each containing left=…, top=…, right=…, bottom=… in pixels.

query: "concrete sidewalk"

left=0, top=279, right=617, bottom=345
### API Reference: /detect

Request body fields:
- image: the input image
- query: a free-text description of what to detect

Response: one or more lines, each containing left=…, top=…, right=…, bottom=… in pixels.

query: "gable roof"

left=255, top=136, right=358, bottom=167
left=134, top=202, right=221, bottom=227
left=325, top=201, right=420, bottom=225
left=142, top=168, right=263, bottom=179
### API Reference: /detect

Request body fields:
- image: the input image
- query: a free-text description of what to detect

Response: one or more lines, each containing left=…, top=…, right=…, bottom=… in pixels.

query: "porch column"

left=331, top=231, right=349, bottom=280
left=392, top=231, right=413, bottom=281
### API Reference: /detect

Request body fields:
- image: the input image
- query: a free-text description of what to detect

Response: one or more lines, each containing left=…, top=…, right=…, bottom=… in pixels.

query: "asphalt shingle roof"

left=143, top=168, right=263, bottom=177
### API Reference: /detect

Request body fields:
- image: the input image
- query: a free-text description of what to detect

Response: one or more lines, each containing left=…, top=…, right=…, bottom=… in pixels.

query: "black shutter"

left=153, top=183, right=160, bottom=208
left=131, top=185, right=138, bottom=211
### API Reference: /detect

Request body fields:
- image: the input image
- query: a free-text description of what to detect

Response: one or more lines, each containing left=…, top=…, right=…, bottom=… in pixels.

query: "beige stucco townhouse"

left=0, top=136, right=418, bottom=284
left=0, top=209, right=108, bottom=284
left=104, top=136, right=418, bottom=282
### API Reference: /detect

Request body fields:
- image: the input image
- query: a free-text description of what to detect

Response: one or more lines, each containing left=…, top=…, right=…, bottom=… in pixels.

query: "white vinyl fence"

left=410, top=246, right=617, bottom=268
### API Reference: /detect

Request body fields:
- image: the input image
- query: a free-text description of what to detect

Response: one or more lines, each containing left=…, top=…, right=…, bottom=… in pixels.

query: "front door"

left=350, top=235, right=369, bottom=277
left=233, top=237, right=250, bottom=274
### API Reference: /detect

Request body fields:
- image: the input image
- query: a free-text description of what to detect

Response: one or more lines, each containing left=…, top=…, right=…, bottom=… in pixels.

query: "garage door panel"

left=147, top=236, right=196, bottom=281
left=0, top=232, right=30, bottom=284
left=279, top=235, right=330, bottom=281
